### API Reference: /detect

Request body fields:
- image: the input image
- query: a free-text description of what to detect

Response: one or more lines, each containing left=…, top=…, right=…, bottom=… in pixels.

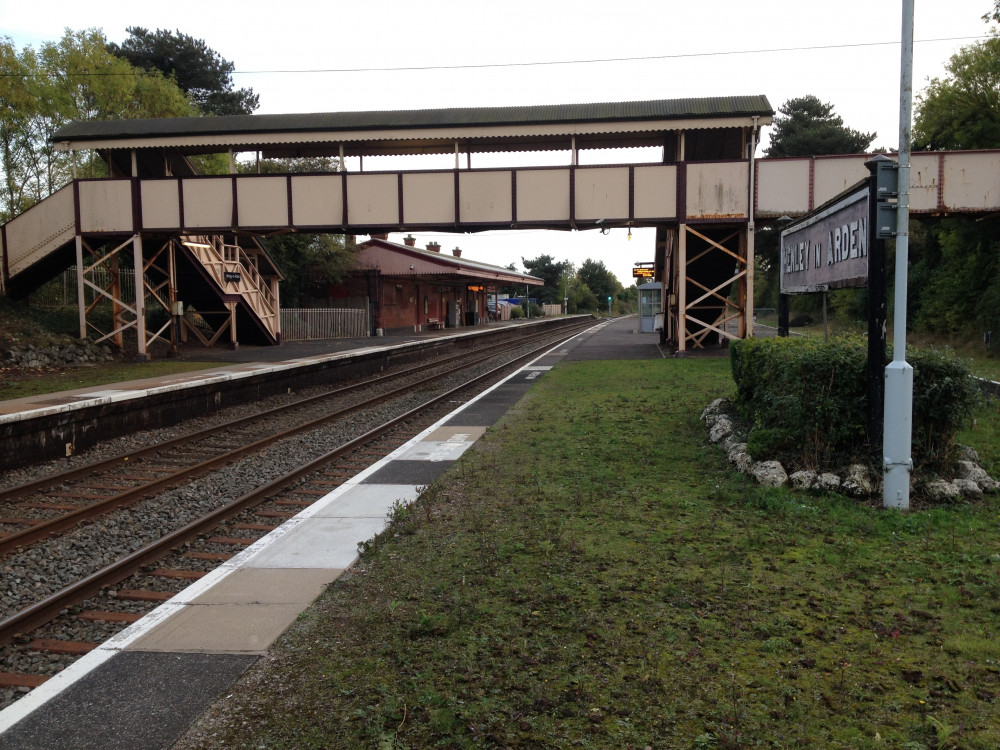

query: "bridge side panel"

left=141, top=179, right=181, bottom=229
left=686, top=162, right=749, bottom=220
left=813, top=156, right=868, bottom=206
left=403, top=172, right=455, bottom=225
left=909, top=153, right=941, bottom=212
left=291, top=175, right=343, bottom=227
left=755, top=159, right=810, bottom=218
left=632, top=164, right=677, bottom=219
left=516, top=169, right=570, bottom=222
left=633, top=165, right=677, bottom=220
left=346, top=173, right=398, bottom=226
left=574, top=167, right=629, bottom=222
left=942, top=151, right=1000, bottom=212
left=236, top=176, right=289, bottom=229
left=183, top=178, right=233, bottom=229
left=458, top=171, right=513, bottom=224
left=78, top=179, right=133, bottom=233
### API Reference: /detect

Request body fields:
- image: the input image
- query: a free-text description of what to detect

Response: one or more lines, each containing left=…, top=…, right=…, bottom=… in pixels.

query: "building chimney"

left=452, top=247, right=462, bottom=258
left=403, top=234, right=416, bottom=247
left=427, top=242, right=441, bottom=253
left=370, top=233, right=388, bottom=241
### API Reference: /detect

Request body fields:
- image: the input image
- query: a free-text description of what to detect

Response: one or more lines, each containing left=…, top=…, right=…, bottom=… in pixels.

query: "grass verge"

left=175, top=359, right=1000, bottom=748
left=0, top=361, right=231, bottom=401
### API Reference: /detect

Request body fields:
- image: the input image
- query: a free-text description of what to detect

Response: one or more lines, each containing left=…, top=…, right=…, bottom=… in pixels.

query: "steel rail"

left=0, top=324, right=591, bottom=556
left=0, top=324, right=571, bottom=504
left=0, top=323, right=591, bottom=646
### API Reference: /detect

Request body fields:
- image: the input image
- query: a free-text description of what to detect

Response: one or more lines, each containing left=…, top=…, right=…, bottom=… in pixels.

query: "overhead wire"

left=0, top=35, right=987, bottom=78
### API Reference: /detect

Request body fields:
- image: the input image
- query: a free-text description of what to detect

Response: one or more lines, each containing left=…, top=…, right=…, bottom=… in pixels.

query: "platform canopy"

left=51, top=96, right=774, bottom=160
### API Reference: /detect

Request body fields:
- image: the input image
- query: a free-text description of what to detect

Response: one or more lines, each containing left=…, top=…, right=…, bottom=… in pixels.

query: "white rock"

left=842, top=464, right=876, bottom=498
left=954, top=444, right=980, bottom=464
left=925, top=479, right=961, bottom=502
left=709, top=417, right=734, bottom=444
left=701, top=398, right=731, bottom=423
left=752, top=460, right=788, bottom=487
left=953, top=478, right=983, bottom=500
left=728, top=443, right=753, bottom=473
left=789, top=470, right=817, bottom=491
left=814, top=473, right=842, bottom=493
left=954, top=460, right=999, bottom=492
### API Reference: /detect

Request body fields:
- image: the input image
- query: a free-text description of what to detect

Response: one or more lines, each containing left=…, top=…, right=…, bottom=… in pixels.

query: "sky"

left=4, top=0, right=995, bottom=287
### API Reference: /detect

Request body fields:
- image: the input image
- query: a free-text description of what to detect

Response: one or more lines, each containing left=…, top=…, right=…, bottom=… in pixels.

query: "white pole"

left=883, top=0, right=914, bottom=510
left=75, top=236, right=86, bottom=340
left=133, top=235, right=148, bottom=361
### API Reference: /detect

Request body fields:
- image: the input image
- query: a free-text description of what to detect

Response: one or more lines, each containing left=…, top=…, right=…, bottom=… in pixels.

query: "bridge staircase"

left=175, top=236, right=280, bottom=347
left=1, top=189, right=281, bottom=351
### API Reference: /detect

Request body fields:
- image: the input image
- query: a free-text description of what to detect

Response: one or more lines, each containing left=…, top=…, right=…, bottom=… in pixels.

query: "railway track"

left=0, top=321, right=592, bottom=702
left=0, top=324, right=577, bottom=554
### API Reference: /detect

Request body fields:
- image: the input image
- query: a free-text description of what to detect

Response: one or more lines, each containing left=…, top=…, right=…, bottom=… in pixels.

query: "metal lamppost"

left=883, top=0, right=915, bottom=510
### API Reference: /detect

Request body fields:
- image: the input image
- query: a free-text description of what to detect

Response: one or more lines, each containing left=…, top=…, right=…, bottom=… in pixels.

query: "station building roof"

left=353, top=237, right=543, bottom=286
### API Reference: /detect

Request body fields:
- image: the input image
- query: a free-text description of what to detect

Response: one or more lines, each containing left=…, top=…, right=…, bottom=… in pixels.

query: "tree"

left=908, top=9, right=1000, bottom=338
left=764, top=96, right=875, bottom=158
left=577, top=258, right=621, bottom=304
left=521, top=254, right=573, bottom=304
left=108, top=28, right=259, bottom=116
left=913, top=38, right=1000, bottom=151
left=0, top=29, right=193, bottom=221
left=567, top=277, right=599, bottom=313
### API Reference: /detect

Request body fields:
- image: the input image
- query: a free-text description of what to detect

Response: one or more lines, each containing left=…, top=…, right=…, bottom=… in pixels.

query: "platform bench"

left=426, top=318, right=443, bottom=330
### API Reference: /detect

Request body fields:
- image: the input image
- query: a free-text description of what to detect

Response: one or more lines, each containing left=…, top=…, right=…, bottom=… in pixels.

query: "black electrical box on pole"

left=865, top=155, right=893, bottom=447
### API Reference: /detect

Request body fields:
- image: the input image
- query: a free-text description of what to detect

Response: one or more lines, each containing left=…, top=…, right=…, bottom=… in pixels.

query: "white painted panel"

left=291, top=175, right=343, bottom=226
left=942, top=151, right=1000, bottom=211
left=458, top=170, right=512, bottom=223
left=140, top=180, right=180, bottom=229
left=909, top=153, right=940, bottom=212
left=516, top=169, right=570, bottom=222
left=755, top=159, right=810, bottom=216
left=4, top=184, right=75, bottom=274
left=236, top=176, right=288, bottom=227
left=183, top=178, right=232, bottom=228
left=346, top=173, right=398, bottom=225
left=813, top=156, right=868, bottom=206
left=403, top=172, right=454, bottom=224
left=686, top=162, right=749, bottom=219
left=575, top=167, right=629, bottom=221
left=633, top=165, right=677, bottom=220
left=78, top=180, right=133, bottom=233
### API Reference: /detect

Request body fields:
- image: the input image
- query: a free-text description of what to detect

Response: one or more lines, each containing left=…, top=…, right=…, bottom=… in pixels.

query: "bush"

left=907, top=347, right=981, bottom=467
left=731, top=337, right=978, bottom=472
left=732, top=337, right=868, bottom=469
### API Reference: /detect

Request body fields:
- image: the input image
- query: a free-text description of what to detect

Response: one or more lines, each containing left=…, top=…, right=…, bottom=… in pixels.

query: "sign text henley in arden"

left=779, top=184, right=869, bottom=294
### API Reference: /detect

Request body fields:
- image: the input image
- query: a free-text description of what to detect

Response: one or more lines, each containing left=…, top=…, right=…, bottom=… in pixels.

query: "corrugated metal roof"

left=52, top=96, right=773, bottom=142
left=361, top=238, right=543, bottom=283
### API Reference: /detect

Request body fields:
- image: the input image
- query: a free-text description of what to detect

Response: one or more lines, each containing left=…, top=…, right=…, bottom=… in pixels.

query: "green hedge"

left=730, top=337, right=978, bottom=471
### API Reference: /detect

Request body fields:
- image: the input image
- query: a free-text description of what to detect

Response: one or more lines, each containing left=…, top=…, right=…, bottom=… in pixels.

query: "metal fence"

left=280, top=308, right=369, bottom=340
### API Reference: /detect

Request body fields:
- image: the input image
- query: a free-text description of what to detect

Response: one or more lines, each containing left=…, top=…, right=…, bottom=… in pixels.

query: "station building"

left=327, top=235, right=542, bottom=335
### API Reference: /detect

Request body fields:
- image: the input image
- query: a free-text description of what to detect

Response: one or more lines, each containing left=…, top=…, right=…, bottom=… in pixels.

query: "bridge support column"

left=740, top=227, right=754, bottom=338
left=676, top=224, right=749, bottom=351
left=677, top=224, right=687, bottom=353
left=75, top=235, right=86, bottom=340
left=132, top=235, right=148, bottom=361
